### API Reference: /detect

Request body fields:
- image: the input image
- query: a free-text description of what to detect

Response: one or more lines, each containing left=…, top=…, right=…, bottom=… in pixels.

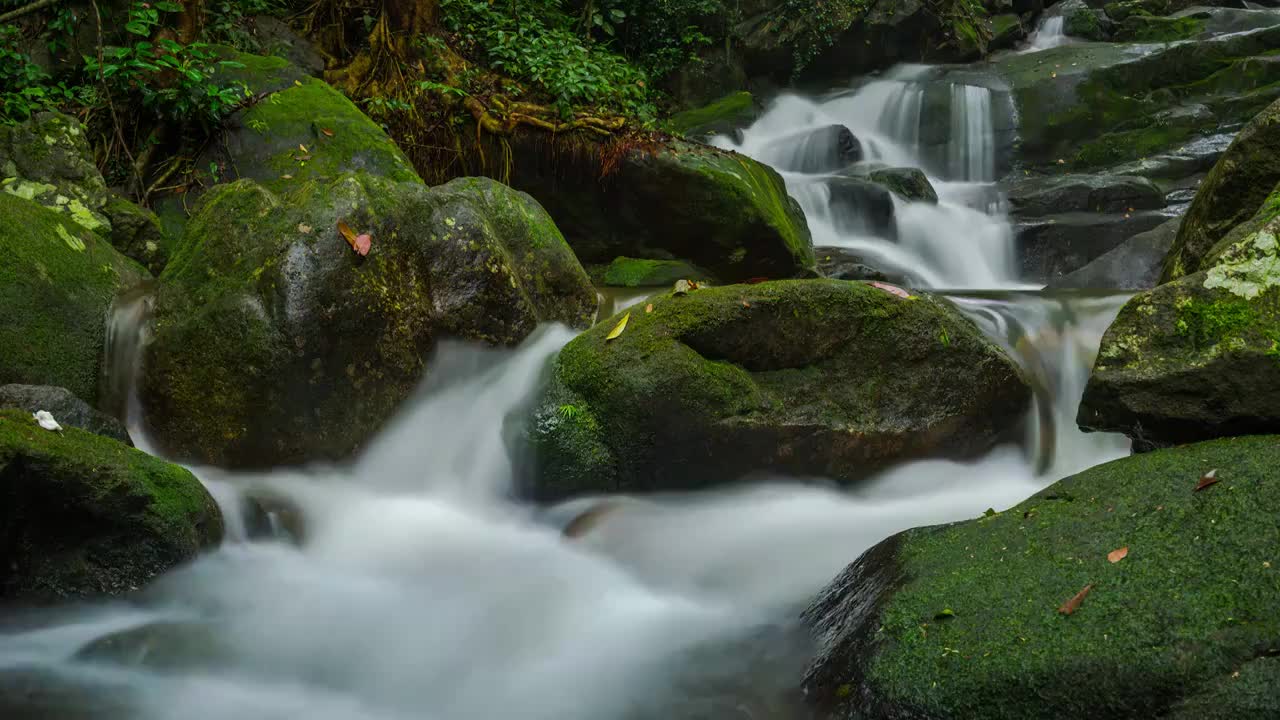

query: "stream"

left=2, top=40, right=1140, bottom=720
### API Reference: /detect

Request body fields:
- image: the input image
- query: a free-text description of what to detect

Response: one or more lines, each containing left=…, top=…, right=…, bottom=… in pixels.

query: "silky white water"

left=2, top=62, right=1134, bottom=720
left=1026, top=16, right=1069, bottom=51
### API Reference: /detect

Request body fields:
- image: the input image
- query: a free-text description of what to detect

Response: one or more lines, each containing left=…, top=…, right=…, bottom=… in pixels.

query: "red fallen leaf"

left=741, top=300, right=751, bottom=308
left=1108, top=547, right=1128, bottom=564
left=745, top=277, right=770, bottom=284
left=1195, top=469, right=1220, bottom=492
left=321, top=128, right=334, bottom=137
left=354, top=233, right=372, bottom=256
left=870, top=281, right=911, bottom=299
left=1058, top=583, right=1094, bottom=615
left=337, top=219, right=368, bottom=255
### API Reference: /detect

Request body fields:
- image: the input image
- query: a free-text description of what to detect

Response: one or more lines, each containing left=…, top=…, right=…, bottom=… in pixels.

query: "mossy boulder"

left=528, top=280, right=1030, bottom=499
left=0, top=384, right=131, bottom=444
left=868, top=167, right=939, bottom=204
left=668, top=91, right=758, bottom=140
left=600, top=257, right=706, bottom=287
left=103, top=195, right=171, bottom=275
left=0, top=112, right=110, bottom=234
left=1060, top=0, right=1112, bottom=40
left=989, top=14, right=1027, bottom=51
left=1163, top=97, right=1280, bottom=282
left=1112, top=12, right=1205, bottom=42
left=506, top=137, right=814, bottom=283
left=1079, top=197, right=1280, bottom=447
left=141, top=173, right=595, bottom=468
left=803, top=434, right=1280, bottom=720
left=0, top=409, right=222, bottom=603
left=0, top=192, right=146, bottom=406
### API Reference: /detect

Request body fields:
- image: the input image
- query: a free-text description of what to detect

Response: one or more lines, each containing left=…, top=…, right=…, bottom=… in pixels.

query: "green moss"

left=841, top=436, right=1280, bottom=718
left=668, top=91, right=756, bottom=137
left=1175, top=295, right=1255, bottom=348
left=1114, top=14, right=1204, bottom=42
left=0, top=192, right=145, bottom=404
left=0, top=409, right=222, bottom=601
left=601, top=256, right=702, bottom=287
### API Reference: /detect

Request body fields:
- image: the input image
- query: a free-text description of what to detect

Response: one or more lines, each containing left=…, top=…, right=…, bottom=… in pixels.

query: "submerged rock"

left=868, top=167, right=938, bottom=204
left=1163, top=96, right=1280, bottom=282
left=1079, top=195, right=1280, bottom=447
left=1050, top=215, right=1181, bottom=289
left=76, top=621, right=230, bottom=670
left=142, top=173, right=595, bottom=468
left=803, top=435, right=1280, bottom=719
left=824, top=176, right=898, bottom=239
left=762, top=125, right=864, bottom=173
left=0, top=192, right=145, bottom=406
left=528, top=280, right=1030, bottom=498
left=0, top=409, right=222, bottom=603
left=815, top=247, right=900, bottom=283
left=0, top=384, right=131, bottom=445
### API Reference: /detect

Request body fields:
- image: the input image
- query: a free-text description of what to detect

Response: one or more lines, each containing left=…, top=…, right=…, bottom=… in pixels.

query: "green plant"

left=0, top=26, right=80, bottom=123
left=205, top=0, right=285, bottom=51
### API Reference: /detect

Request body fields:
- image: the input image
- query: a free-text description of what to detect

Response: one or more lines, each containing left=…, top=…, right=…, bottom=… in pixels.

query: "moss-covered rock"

left=527, top=280, right=1029, bottom=498
left=0, top=409, right=222, bottom=603
left=506, top=136, right=814, bottom=283
left=142, top=173, right=595, bottom=467
left=668, top=91, right=758, bottom=140
left=1112, top=12, right=1205, bottom=42
left=0, top=384, right=131, bottom=445
left=1060, top=0, right=1112, bottom=40
left=0, top=112, right=111, bottom=233
left=103, top=195, right=172, bottom=275
left=989, top=13, right=1027, bottom=51
left=0, top=192, right=146, bottom=406
left=1079, top=197, right=1280, bottom=446
left=868, top=167, right=939, bottom=204
left=1163, top=97, right=1280, bottom=282
left=803, top=434, right=1280, bottom=719
left=600, top=256, right=706, bottom=287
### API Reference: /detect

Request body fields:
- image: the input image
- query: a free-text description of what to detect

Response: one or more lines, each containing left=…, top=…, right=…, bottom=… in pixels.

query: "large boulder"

left=803, top=434, right=1280, bottom=719
left=142, top=173, right=596, bottom=468
left=0, top=112, right=110, bottom=233
left=1050, top=215, right=1181, bottom=289
left=0, top=192, right=146, bottom=406
left=499, top=136, right=816, bottom=283
left=1006, top=173, right=1163, bottom=217
left=1163, top=97, right=1280, bottom=282
left=1078, top=194, right=1280, bottom=447
left=1016, top=208, right=1170, bottom=282
left=0, top=384, right=131, bottom=445
left=528, top=280, right=1030, bottom=499
left=0, top=409, right=222, bottom=603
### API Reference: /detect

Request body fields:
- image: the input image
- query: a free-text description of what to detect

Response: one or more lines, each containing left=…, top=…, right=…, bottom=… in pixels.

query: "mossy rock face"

left=0, top=192, right=146, bottom=406
left=528, top=280, right=1030, bottom=499
left=802, top=434, right=1280, bottom=720
left=1112, top=12, right=1205, bottom=42
left=1061, top=0, right=1112, bottom=40
left=142, top=173, right=595, bottom=468
left=989, top=14, right=1026, bottom=51
left=0, top=384, right=131, bottom=445
left=601, top=256, right=705, bottom=287
left=103, top=195, right=171, bottom=275
left=1079, top=198, right=1280, bottom=446
left=0, top=112, right=111, bottom=233
left=0, top=409, right=222, bottom=603
left=668, top=91, right=758, bottom=140
left=508, top=137, right=814, bottom=283
left=1163, top=97, right=1280, bottom=282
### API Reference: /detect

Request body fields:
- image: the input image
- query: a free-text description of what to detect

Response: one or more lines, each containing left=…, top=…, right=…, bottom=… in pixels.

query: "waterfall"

left=948, top=83, right=995, bottom=182
left=1026, top=15, right=1068, bottom=51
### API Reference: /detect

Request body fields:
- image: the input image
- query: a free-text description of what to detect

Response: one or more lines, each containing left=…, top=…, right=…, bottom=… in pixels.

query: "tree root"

left=462, top=96, right=624, bottom=137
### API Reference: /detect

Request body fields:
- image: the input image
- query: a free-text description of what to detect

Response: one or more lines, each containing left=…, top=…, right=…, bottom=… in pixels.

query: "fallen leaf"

left=281, top=174, right=293, bottom=180
left=935, top=608, right=956, bottom=620
left=644, top=303, right=654, bottom=313
left=605, top=312, right=630, bottom=342
left=1058, top=584, right=1094, bottom=615
left=298, top=143, right=308, bottom=153
left=321, top=128, right=334, bottom=137
left=870, top=281, right=911, bottom=298
left=297, top=223, right=312, bottom=234
left=296, top=154, right=312, bottom=162
left=674, top=279, right=693, bottom=295
left=1057, top=158, right=1066, bottom=165
left=337, top=219, right=362, bottom=254
left=1195, top=469, right=1220, bottom=492
left=741, top=299, right=751, bottom=308
left=745, top=276, right=769, bottom=284
left=687, top=279, right=701, bottom=290
left=1064, top=579, right=1095, bottom=614
left=354, top=233, right=372, bottom=256
left=1108, top=547, right=1128, bottom=563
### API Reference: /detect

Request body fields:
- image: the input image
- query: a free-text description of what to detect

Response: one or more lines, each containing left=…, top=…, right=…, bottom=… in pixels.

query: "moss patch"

left=601, top=256, right=703, bottom=287
left=807, top=435, right=1280, bottom=719
left=668, top=91, right=756, bottom=138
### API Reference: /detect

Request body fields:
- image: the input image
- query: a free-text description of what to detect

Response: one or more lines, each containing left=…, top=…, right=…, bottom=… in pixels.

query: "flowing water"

left=1025, top=15, right=1069, bottom=51
left=2, top=59, right=1136, bottom=720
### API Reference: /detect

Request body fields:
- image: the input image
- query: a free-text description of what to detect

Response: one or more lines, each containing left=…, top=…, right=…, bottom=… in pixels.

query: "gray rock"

left=0, top=385, right=132, bottom=445
left=1007, top=173, right=1164, bottom=217
left=1050, top=215, right=1181, bottom=288
left=762, top=125, right=863, bottom=173
left=1016, top=209, right=1171, bottom=281
left=824, top=176, right=897, bottom=239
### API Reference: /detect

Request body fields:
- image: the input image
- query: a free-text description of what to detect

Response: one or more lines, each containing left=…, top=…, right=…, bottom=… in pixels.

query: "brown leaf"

left=321, top=128, right=334, bottom=137
left=1195, top=469, right=1220, bottom=492
left=741, top=299, right=751, bottom=308
left=745, top=276, right=769, bottom=284
left=297, top=223, right=312, bottom=234
left=1058, top=584, right=1094, bottom=615
left=644, top=303, right=654, bottom=314
left=1107, top=547, right=1128, bottom=564
left=870, top=281, right=911, bottom=299
left=337, top=219, right=360, bottom=253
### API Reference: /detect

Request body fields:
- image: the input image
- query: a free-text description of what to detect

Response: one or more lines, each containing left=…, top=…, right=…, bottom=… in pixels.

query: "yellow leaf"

left=605, top=312, right=630, bottom=342
left=644, top=303, right=654, bottom=313
left=337, top=219, right=359, bottom=251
